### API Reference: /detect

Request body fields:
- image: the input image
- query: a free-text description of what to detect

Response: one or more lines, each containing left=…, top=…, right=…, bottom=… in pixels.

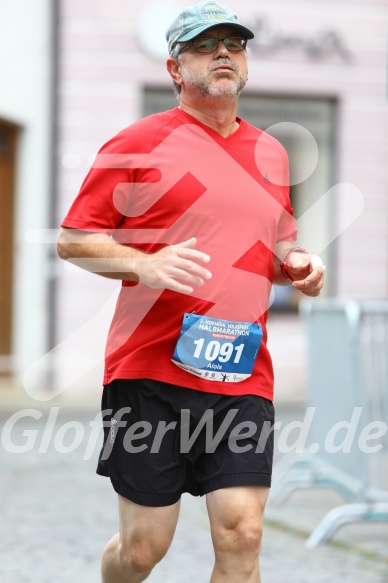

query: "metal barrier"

left=269, top=299, right=388, bottom=547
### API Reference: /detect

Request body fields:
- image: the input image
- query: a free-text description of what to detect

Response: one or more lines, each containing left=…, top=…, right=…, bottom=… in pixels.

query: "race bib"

left=172, top=313, right=263, bottom=383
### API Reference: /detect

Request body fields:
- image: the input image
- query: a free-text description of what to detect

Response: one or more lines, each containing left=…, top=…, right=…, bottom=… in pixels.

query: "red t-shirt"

left=62, top=107, right=297, bottom=400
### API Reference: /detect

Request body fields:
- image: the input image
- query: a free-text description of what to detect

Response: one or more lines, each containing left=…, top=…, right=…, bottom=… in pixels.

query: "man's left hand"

left=285, top=252, right=325, bottom=297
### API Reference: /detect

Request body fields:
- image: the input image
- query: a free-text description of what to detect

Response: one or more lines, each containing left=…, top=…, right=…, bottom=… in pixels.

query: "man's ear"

left=166, top=58, right=183, bottom=87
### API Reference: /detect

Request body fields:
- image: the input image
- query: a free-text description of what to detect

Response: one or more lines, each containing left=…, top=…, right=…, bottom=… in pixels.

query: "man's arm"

left=273, top=240, right=325, bottom=297
left=56, top=228, right=212, bottom=295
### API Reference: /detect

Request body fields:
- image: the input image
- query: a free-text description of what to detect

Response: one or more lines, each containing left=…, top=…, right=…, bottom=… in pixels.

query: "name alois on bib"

left=172, top=313, right=263, bottom=383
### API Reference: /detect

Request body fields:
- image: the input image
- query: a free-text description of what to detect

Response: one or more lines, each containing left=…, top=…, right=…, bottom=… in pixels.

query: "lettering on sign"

left=251, top=17, right=352, bottom=62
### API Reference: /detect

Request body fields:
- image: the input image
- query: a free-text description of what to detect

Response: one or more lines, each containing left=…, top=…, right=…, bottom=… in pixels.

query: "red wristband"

left=280, top=247, right=308, bottom=281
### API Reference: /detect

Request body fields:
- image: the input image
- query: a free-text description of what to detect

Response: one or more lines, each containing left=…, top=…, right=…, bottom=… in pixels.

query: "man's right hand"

left=137, top=237, right=212, bottom=295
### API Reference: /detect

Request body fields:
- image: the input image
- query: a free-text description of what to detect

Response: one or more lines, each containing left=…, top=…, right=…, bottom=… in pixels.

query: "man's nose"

left=213, top=39, right=231, bottom=57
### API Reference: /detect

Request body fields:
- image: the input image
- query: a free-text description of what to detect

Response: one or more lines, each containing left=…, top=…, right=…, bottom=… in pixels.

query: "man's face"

left=177, top=25, right=249, bottom=99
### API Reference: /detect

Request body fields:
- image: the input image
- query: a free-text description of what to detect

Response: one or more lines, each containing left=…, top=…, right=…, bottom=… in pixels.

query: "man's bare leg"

left=101, top=495, right=180, bottom=583
left=206, top=486, right=269, bottom=583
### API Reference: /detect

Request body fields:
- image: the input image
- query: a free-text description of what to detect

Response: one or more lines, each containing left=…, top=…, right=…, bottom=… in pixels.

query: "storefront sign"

left=251, top=17, right=351, bottom=62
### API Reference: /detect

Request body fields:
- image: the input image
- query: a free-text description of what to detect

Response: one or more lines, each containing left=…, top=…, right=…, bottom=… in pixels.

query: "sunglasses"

left=176, top=36, right=248, bottom=56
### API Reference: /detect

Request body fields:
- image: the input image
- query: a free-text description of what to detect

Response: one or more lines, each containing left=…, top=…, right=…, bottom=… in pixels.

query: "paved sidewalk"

left=1, top=396, right=388, bottom=582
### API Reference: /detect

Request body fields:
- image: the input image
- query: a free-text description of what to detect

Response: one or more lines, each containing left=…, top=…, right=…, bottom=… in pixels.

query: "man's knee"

left=119, top=533, right=170, bottom=575
left=115, top=495, right=180, bottom=578
left=213, top=517, right=263, bottom=559
left=208, top=487, right=267, bottom=559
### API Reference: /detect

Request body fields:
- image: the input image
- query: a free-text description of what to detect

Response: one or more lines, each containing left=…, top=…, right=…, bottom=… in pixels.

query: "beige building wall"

left=0, top=0, right=53, bottom=378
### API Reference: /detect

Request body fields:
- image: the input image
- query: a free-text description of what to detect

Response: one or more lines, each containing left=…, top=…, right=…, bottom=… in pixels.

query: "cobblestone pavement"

left=1, top=405, right=388, bottom=583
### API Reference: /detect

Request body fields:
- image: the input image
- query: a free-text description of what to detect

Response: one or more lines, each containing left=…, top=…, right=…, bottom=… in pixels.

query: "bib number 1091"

left=193, top=338, right=244, bottom=364
left=171, top=313, right=263, bottom=383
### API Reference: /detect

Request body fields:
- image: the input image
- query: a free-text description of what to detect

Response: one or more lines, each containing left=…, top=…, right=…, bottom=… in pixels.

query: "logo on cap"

left=202, top=2, right=227, bottom=22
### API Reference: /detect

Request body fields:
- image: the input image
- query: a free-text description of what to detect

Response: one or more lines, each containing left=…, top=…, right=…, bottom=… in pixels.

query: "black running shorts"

left=97, top=378, right=274, bottom=507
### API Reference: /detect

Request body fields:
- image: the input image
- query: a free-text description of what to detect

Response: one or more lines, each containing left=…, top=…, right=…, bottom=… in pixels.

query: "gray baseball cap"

left=166, top=1, right=254, bottom=54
